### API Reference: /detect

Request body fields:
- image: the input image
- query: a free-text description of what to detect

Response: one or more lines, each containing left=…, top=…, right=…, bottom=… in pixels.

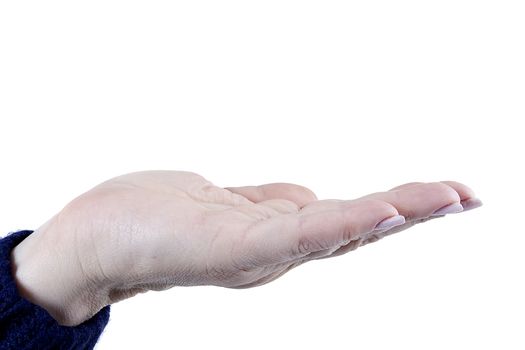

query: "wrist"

left=10, top=217, right=108, bottom=326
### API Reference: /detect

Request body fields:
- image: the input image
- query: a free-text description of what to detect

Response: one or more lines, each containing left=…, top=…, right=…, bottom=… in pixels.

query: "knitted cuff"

left=0, top=230, right=110, bottom=350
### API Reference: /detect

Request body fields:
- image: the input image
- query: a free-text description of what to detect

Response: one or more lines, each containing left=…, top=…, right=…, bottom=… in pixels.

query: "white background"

left=1, top=1, right=524, bottom=349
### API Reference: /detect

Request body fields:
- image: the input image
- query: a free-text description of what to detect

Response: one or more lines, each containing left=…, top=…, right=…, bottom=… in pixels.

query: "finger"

left=359, top=214, right=439, bottom=247
left=225, top=183, right=317, bottom=208
left=439, top=181, right=483, bottom=211
left=313, top=181, right=481, bottom=261
left=315, top=212, right=445, bottom=260
left=390, top=181, right=482, bottom=212
left=358, top=182, right=462, bottom=221
left=236, top=199, right=401, bottom=267
left=345, top=182, right=480, bottom=251
left=388, top=182, right=424, bottom=191
left=390, top=180, right=475, bottom=200
left=358, top=182, right=483, bottom=246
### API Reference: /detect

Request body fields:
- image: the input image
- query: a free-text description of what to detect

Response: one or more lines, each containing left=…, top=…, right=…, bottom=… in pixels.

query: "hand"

left=10, top=171, right=482, bottom=326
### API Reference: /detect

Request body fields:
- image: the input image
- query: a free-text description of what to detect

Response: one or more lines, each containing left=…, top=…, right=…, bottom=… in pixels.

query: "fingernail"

left=374, top=215, right=406, bottom=231
left=431, top=202, right=464, bottom=216
left=460, top=198, right=483, bottom=212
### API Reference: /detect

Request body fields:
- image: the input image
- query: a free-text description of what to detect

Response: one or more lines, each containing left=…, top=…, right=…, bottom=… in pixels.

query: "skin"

left=9, top=171, right=482, bottom=326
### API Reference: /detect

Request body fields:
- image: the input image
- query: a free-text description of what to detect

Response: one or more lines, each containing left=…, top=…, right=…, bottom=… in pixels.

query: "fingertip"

left=388, top=181, right=424, bottom=191
left=440, top=180, right=478, bottom=201
left=260, top=183, right=317, bottom=208
left=373, top=215, right=406, bottom=231
left=430, top=202, right=464, bottom=216
left=460, top=197, right=483, bottom=211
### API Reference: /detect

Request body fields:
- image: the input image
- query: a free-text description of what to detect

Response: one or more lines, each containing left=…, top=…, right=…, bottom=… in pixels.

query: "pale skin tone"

left=10, top=171, right=482, bottom=326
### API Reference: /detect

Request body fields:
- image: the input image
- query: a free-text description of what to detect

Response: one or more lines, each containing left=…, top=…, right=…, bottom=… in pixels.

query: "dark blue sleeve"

left=0, top=230, right=111, bottom=350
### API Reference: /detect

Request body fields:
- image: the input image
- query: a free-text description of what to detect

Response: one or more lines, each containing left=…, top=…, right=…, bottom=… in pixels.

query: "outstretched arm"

left=4, top=171, right=481, bottom=346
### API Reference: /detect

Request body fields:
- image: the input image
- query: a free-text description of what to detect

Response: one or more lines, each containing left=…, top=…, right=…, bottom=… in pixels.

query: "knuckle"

left=294, top=236, right=326, bottom=257
left=297, top=237, right=312, bottom=255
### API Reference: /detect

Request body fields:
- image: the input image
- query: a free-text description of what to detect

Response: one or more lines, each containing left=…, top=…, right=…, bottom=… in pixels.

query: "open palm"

left=48, top=170, right=481, bottom=305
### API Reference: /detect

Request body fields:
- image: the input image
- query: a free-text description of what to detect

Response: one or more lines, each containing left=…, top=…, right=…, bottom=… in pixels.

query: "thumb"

left=225, top=183, right=317, bottom=208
